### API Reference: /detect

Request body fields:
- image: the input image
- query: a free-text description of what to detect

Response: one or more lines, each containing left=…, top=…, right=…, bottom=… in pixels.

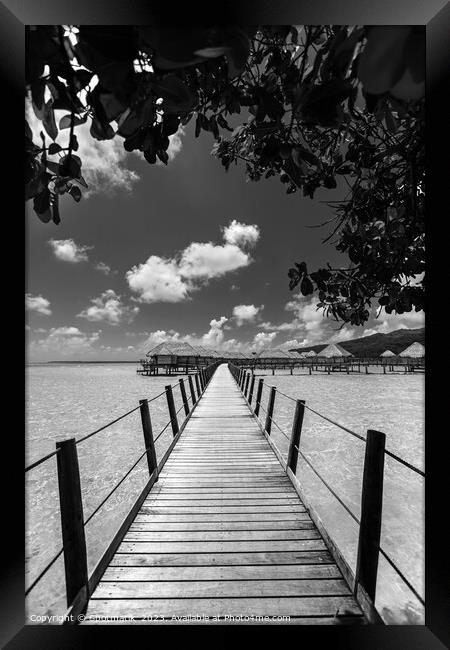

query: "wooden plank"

left=133, top=513, right=307, bottom=522
left=85, top=596, right=363, bottom=618
left=123, top=530, right=321, bottom=542
left=93, top=578, right=350, bottom=599
left=102, top=564, right=342, bottom=581
left=110, top=550, right=335, bottom=566
left=118, top=540, right=327, bottom=553
left=129, top=520, right=313, bottom=530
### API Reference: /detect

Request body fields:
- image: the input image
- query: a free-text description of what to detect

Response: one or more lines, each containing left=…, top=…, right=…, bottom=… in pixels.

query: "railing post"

left=200, top=370, right=205, bottom=390
left=194, top=372, right=201, bottom=397
left=354, top=429, right=386, bottom=602
left=55, top=438, right=88, bottom=607
left=139, top=399, right=158, bottom=480
left=286, top=400, right=305, bottom=474
left=264, top=387, right=276, bottom=435
left=239, top=371, right=245, bottom=391
left=179, top=379, right=189, bottom=417
left=165, top=385, right=179, bottom=436
left=244, top=372, right=250, bottom=398
left=248, top=374, right=256, bottom=405
left=188, top=374, right=197, bottom=405
left=254, top=379, right=264, bottom=417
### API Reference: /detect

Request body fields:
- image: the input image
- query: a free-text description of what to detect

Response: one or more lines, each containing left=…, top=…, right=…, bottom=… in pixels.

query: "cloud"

left=361, top=309, right=425, bottom=338
left=233, top=304, right=264, bottom=326
left=253, top=331, right=277, bottom=350
left=26, top=100, right=140, bottom=198
left=278, top=339, right=303, bottom=349
left=77, top=290, right=139, bottom=325
left=29, top=326, right=101, bottom=360
left=25, top=293, right=52, bottom=316
left=222, top=220, right=260, bottom=248
left=48, top=238, right=92, bottom=263
left=95, top=262, right=113, bottom=275
left=126, top=256, right=191, bottom=303
left=126, top=221, right=258, bottom=304
left=202, top=316, right=228, bottom=347
left=179, top=242, right=251, bottom=280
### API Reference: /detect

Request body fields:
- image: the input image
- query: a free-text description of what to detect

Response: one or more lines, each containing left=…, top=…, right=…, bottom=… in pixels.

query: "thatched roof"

left=304, top=349, right=317, bottom=357
left=257, top=348, right=291, bottom=359
left=146, top=341, right=199, bottom=357
left=399, top=342, right=425, bottom=358
left=380, top=349, right=396, bottom=357
left=319, top=343, right=352, bottom=358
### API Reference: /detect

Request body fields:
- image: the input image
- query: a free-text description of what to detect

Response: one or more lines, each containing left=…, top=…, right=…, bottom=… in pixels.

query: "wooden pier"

left=83, top=365, right=366, bottom=624
left=26, top=362, right=424, bottom=625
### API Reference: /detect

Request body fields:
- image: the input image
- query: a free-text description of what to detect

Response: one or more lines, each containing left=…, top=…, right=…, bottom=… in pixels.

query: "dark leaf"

left=68, top=185, right=82, bottom=202
left=48, top=143, right=62, bottom=155
left=42, top=101, right=58, bottom=140
left=59, top=113, right=87, bottom=130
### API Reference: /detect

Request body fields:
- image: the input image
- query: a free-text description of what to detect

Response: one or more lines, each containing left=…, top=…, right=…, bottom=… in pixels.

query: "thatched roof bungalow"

left=318, top=343, right=352, bottom=359
left=304, top=349, right=317, bottom=357
left=146, top=341, right=200, bottom=365
left=380, top=349, right=396, bottom=357
left=257, top=348, right=291, bottom=362
left=399, top=342, right=425, bottom=358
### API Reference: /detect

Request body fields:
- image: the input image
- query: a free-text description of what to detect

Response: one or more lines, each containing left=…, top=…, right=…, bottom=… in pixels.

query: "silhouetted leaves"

left=24, top=24, right=424, bottom=324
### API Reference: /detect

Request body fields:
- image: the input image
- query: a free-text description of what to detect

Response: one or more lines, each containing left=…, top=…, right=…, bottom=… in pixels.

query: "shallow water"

left=25, top=363, right=424, bottom=624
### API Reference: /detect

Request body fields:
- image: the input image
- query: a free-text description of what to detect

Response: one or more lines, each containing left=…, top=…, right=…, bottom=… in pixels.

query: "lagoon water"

left=25, top=362, right=424, bottom=624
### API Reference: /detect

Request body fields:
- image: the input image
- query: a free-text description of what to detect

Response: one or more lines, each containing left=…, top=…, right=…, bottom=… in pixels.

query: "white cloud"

left=222, top=220, right=260, bottom=248
left=126, top=256, right=191, bottom=304
left=77, top=290, right=139, bottom=325
left=278, top=339, right=303, bottom=349
left=95, top=262, right=113, bottom=275
left=126, top=221, right=258, bottom=304
left=202, top=316, right=228, bottom=347
left=253, top=331, right=278, bottom=350
left=29, top=326, right=101, bottom=360
left=361, top=309, right=425, bottom=337
left=26, top=100, right=140, bottom=198
left=233, top=304, right=264, bottom=326
left=179, top=242, right=251, bottom=280
left=48, top=238, right=92, bottom=263
left=25, top=294, right=52, bottom=316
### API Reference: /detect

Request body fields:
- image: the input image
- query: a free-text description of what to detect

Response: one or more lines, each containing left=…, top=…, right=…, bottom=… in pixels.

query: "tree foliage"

left=25, top=25, right=425, bottom=325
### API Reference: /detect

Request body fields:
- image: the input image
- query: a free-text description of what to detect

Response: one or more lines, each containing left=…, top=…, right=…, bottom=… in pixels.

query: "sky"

left=25, top=105, right=424, bottom=362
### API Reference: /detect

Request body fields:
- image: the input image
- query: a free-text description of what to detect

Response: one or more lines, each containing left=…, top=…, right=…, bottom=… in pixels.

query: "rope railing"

left=25, top=377, right=190, bottom=474
left=229, top=362, right=425, bottom=614
left=25, top=361, right=220, bottom=603
left=260, top=379, right=424, bottom=477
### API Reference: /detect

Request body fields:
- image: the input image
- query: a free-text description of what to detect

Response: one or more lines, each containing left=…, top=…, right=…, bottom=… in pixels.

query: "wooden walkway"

left=84, top=365, right=366, bottom=624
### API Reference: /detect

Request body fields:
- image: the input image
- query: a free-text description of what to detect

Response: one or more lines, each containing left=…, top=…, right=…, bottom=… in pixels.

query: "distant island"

left=293, top=327, right=425, bottom=357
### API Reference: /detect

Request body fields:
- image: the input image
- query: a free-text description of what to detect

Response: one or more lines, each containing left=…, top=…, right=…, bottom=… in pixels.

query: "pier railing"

left=229, top=363, right=425, bottom=622
left=25, top=361, right=219, bottom=616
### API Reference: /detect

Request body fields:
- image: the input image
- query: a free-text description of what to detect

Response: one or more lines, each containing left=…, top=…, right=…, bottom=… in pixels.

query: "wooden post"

left=179, top=379, right=189, bottom=417
left=239, top=371, right=245, bottom=391
left=254, top=379, right=264, bottom=417
left=265, top=387, right=276, bottom=435
left=188, top=375, right=197, bottom=405
left=244, top=372, right=250, bottom=398
left=165, top=385, right=179, bottom=436
left=355, top=429, right=386, bottom=602
left=286, top=400, right=305, bottom=474
left=55, top=438, right=88, bottom=607
left=139, top=399, right=158, bottom=480
left=194, top=373, right=201, bottom=397
left=248, top=375, right=256, bottom=405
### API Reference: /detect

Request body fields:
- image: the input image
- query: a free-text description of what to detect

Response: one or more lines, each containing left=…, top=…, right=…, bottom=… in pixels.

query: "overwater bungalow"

left=380, top=349, right=396, bottom=357
left=141, top=341, right=201, bottom=374
left=399, top=342, right=425, bottom=358
left=317, top=343, right=353, bottom=360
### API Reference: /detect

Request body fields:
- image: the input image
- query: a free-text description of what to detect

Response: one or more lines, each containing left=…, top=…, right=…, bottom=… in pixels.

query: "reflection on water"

left=25, top=363, right=424, bottom=624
